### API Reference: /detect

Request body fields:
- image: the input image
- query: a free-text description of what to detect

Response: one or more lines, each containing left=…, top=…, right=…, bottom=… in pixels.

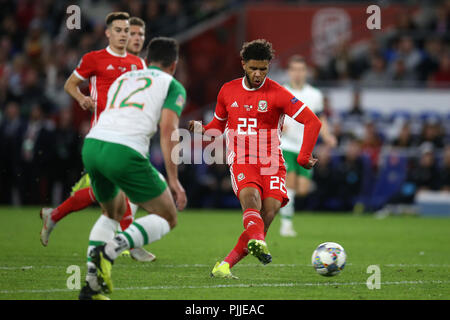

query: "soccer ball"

left=311, top=242, right=347, bottom=277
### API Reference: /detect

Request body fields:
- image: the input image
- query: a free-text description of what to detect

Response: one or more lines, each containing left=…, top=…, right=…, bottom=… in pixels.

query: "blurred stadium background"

left=0, top=0, right=449, bottom=216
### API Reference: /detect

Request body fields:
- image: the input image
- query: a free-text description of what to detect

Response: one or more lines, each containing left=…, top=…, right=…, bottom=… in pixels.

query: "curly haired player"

left=189, top=39, right=322, bottom=278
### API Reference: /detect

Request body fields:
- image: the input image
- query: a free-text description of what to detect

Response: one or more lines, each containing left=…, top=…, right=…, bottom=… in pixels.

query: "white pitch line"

left=0, top=280, right=449, bottom=295
left=2, top=263, right=450, bottom=271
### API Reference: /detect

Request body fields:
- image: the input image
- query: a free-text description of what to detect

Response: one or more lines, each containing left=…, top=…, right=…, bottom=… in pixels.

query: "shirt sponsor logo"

left=231, top=101, right=239, bottom=108
left=106, top=64, right=115, bottom=70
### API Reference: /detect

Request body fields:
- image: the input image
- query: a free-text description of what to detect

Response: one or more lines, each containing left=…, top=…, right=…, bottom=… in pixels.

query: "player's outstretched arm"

left=294, top=107, right=322, bottom=169
left=64, top=73, right=95, bottom=111
left=160, top=108, right=187, bottom=211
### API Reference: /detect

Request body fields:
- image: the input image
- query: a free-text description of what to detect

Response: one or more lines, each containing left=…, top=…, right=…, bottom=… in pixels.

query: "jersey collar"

left=148, top=65, right=162, bottom=71
left=106, top=46, right=127, bottom=58
left=242, top=76, right=267, bottom=91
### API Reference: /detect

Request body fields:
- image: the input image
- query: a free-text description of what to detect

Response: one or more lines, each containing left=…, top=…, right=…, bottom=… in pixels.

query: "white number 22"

left=270, top=176, right=287, bottom=193
left=237, top=118, right=257, bottom=135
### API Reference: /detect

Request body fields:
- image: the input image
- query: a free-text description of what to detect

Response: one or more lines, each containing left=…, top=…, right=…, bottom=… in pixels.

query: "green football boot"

left=247, top=239, right=272, bottom=265
left=71, top=173, right=91, bottom=195
left=210, top=262, right=238, bottom=279
left=90, top=245, right=114, bottom=293
left=78, top=282, right=110, bottom=300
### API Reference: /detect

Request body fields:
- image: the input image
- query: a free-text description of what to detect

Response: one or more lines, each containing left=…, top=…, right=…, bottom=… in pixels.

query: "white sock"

left=86, top=215, right=119, bottom=289
left=105, top=214, right=170, bottom=260
left=280, top=188, right=295, bottom=220
left=129, top=202, right=139, bottom=219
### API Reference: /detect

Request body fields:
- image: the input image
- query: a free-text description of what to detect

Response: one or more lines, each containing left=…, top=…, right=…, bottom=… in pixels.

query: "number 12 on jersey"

left=109, top=77, right=152, bottom=110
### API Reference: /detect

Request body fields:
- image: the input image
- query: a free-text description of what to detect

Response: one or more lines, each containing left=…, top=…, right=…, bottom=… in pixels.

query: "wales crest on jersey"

left=258, top=100, right=268, bottom=112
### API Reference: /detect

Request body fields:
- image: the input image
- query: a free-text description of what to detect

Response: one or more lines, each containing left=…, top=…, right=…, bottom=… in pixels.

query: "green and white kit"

left=281, top=83, right=323, bottom=177
left=82, top=66, right=186, bottom=203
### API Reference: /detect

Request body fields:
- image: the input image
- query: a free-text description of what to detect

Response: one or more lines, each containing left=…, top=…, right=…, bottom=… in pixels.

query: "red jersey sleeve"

left=203, top=85, right=228, bottom=135
left=276, top=85, right=322, bottom=167
left=74, top=52, right=95, bottom=81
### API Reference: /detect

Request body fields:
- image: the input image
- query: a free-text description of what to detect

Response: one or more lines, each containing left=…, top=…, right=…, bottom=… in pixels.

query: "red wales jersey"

left=73, top=46, right=146, bottom=126
left=210, top=77, right=311, bottom=169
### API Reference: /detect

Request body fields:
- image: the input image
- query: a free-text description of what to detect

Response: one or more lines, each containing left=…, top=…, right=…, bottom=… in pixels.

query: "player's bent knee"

left=239, top=188, right=262, bottom=210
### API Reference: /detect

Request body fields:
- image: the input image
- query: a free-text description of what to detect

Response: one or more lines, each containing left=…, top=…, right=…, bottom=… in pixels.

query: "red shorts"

left=229, top=163, right=289, bottom=208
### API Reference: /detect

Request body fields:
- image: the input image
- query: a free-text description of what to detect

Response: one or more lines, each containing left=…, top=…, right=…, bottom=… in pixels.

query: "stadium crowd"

left=0, top=0, right=449, bottom=211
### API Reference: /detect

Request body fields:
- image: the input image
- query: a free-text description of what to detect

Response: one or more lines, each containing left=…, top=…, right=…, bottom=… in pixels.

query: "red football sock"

left=51, top=187, right=96, bottom=223
left=224, top=230, right=249, bottom=268
left=223, top=209, right=265, bottom=269
left=242, top=208, right=265, bottom=241
left=119, top=200, right=133, bottom=231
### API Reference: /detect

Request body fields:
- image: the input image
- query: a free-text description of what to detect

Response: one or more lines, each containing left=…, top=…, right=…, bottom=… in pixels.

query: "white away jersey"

left=281, top=83, right=323, bottom=153
left=86, top=66, right=186, bottom=157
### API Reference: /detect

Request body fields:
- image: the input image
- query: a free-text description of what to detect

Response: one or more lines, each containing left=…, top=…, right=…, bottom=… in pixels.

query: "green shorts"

left=282, top=149, right=313, bottom=179
left=82, top=138, right=167, bottom=203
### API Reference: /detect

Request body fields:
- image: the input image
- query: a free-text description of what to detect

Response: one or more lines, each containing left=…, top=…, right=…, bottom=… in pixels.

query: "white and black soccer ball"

left=311, top=242, right=347, bottom=277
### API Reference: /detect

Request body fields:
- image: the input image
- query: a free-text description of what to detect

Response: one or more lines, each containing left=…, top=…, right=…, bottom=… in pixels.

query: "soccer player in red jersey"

left=189, top=39, right=322, bottom=278
left=39, top=14, right=154, bottom=262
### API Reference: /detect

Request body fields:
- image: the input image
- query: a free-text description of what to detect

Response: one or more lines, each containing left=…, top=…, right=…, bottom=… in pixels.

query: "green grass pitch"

left=0, top=207, right=449, bottom=300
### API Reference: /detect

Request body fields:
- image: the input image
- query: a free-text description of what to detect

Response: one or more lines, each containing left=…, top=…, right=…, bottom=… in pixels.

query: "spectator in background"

left=394, top=36, right=422, bottom=73
left=361, top=121, right=383, bottom=170
left=392, top=122, right=415, bottom=148
left=18, top=103, right=55, bottom=204
left=417, top=37, right=442, bottom=82
left=410, top=142, right=441, bottom=192
left=418, top=120, right=445, bottom=149
left=144, top=0, right=165, bottom=37
left=348, top=90, right=364, bottom=117
left=441, top=145, right=450, bottom=192
left=21, top=68, right=51, bottom=116
left=388, top=58, right=418, bottom=87
left=331, top=119, right=354, bottom=147
left=0, top=100, right=26, bottom=204
left=335, top=139, right=365, bottom=211
left=360, top=53, right=390, bottom=87
left=429, top=53, right=450, bottom=88
left=310, top=145, right=336, bottom=210
left=386, top=36, right=421, bottom=87
left=427, top=3, right=450, bottom=39
left=374, top=142, right=440, bottom=217
left=393, top=10, right=418, bottom=36
left=352, top=38, right=382, bottom=79
left=326, top=41, right=357, bottom=83
left=52, top=107, right=82, bottom=203
left=159, top=0, right=189, bottom=36
left=24, top=19, right=50, bottom=71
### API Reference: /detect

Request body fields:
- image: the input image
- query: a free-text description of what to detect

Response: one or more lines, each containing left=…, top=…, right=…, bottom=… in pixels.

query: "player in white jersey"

left=78, top=37, right=187, bottom=300
left=280, top=55, right=337, bottom=237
